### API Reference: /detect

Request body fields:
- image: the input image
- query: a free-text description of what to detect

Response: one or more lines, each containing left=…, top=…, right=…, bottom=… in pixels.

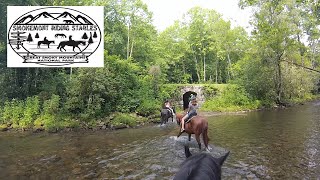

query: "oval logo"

left=7, top=7, right=102, bottom=67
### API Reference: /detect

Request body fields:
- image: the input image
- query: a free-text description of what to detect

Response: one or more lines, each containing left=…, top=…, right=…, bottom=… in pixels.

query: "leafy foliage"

left=20, top=96, right=40, bottom=128
left=136, top=99, right=161, bottom=117
left=111, top=113, right=137, bottom=127
left=202, top=85, right=261, bottom=111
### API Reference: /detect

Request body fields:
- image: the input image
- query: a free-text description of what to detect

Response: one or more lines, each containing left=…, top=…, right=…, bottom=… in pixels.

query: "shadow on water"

left=0, top=101, right=320, bottom=179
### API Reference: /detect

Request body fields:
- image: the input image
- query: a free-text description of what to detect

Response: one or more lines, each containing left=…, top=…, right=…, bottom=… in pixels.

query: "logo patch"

left=7, top=6, right=104, bottom=67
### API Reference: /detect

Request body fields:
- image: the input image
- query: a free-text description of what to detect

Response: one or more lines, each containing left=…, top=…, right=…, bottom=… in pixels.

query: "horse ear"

left=217, top=151, right=230, bottom=166
left=184, top=146, right=192, bottom=158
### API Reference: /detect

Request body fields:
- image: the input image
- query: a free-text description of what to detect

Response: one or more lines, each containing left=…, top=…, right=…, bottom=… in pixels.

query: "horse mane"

left=174, top=146, right=229, bottom=180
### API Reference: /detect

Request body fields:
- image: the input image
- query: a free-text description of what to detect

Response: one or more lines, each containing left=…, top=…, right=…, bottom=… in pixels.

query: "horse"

left=160, top=107, right=175, bottom=125
left=37, top=40, right=54, bottom=48
left=57, top=40, right=86, bottom=52
left=174, top=146, right=229, bottom=180
left=63, top=20, right=74, bottom=24
left=54, top=33, right=67, bottom=38
left=176, top=113, right=209, bottom=150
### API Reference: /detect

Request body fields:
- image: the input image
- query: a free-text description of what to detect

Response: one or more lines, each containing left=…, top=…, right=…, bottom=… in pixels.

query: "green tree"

left=238, top=0, right=320, bottom=104
left=82, top=32, right=88, bottom=39
left=26, top=33, right=33, bottom=43
left=156, top=7, right=248, bottom=84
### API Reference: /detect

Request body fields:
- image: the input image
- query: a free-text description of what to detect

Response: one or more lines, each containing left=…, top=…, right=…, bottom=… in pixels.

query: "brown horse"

left=176, top=113, right=209, bottom=150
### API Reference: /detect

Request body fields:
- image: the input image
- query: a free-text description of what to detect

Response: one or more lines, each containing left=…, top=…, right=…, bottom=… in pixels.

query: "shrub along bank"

left=0, top=83, right=318, bottom=132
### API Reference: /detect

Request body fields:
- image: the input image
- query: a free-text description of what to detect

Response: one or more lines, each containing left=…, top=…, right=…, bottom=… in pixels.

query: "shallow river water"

left=1, top=101, right=320, bottom=179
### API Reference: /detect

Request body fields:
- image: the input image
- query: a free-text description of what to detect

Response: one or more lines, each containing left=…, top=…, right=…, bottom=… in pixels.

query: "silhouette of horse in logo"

left=55, top=33, right=67, bottom=38
left=63, top=20, right=74, bottom=24
left=57, top=40, right=86, bottom=52
left=37, top=37, right=54, bottom=48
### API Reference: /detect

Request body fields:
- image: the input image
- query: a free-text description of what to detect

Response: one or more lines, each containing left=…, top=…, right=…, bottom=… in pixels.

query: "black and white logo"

left=7, top=6, right=104, bottom=67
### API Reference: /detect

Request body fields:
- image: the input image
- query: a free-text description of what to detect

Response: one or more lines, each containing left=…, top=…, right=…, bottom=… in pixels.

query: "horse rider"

left=43, top=37, right=48, bottom=42
left=180, top=94, right=198, bottom=132
left=164, top=100, right=175, bottom=117
left=69, top=35, right=75, bottom=42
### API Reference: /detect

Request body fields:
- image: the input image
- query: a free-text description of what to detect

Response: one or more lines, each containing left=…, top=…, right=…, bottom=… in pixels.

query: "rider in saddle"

left=69, top=35, right=75, bottom=42
left=43, top=37, right=48, bottom=41
left=164, top=100, right=175, bottom=117
left=180, top=95, right=198, bottom=132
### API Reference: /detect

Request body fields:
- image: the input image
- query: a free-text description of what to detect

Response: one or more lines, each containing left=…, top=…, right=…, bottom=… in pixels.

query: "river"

left=0, top=101, right=319, bottom=179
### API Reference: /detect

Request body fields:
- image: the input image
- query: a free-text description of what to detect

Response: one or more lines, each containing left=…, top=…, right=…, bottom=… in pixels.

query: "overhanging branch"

left=282, top=60, right=320, bottom=73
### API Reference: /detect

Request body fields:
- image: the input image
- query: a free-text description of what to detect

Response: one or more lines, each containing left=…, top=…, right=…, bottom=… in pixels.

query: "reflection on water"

left=0, top=102, right=320, bottom=179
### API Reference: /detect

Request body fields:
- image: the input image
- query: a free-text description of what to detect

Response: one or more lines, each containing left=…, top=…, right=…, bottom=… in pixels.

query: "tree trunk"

left=275, top=55, right=282, bottom=104
left=27, top=68, right=30, bottom=96
left=35, top=68, right=38, bottom=88
left=203, top=53, right=206, bottom=82
left=127, top=24, right=130, bottom=60
left=70, top=67, right=72, bottom=80
left=297, top=34, right=305, bottom=66
left=311, top=41, right=316, bottom=68
left=191, top=47, right=200, bottom=82
left=129, top=37, right=134, bottom=58
left=194, top=55, right=200, bottom=82
left=215, top=60, right=218, bottom=83
left=227, top=52, right=232, bottom=82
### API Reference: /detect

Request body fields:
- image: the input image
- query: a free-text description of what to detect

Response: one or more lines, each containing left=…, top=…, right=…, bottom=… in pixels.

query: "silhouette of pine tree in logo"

left=88, top=32, right=93, bottom=44
left=82, top=32, right=88, bottom=39
left=27, top=33, right=33, bottom=43
left=35, top=33, right=39, bottom=38
left=93, top=31, right=97, bottom=38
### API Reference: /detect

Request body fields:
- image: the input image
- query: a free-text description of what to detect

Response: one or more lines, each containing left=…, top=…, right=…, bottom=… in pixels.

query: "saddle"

left=185, top=115, right=195, bottom=124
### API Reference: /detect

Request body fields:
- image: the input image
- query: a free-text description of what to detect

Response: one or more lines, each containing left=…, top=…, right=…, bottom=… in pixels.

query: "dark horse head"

left=79, top=41, right=86, bottom=45
left=174, top=146, right=230, bottom=180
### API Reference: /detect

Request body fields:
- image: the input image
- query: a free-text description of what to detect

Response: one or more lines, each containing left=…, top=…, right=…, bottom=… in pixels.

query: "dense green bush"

left=2, top=101, right=12, bottom=124
left=136, top=99, right=161, bottom=116
left=159, top=84, right=182, bottom=102
left=20, top=96, right=40, bottom=129
left=201, top=85, right=261, bottom=111
left=203, top=84, right=225, bottom=98
left=282, top=64, right=318, bottom=103
left=111, top=113, right=138, bottom=127
left=41, top=94, right=61, bottom=131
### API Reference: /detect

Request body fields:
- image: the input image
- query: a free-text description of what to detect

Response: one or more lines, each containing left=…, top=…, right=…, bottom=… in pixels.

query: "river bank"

left=1, top=98, right=319, bottom=133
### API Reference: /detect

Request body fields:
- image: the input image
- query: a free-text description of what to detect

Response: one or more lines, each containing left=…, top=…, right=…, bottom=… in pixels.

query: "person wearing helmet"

left=180, top=94, right=198, bottom=132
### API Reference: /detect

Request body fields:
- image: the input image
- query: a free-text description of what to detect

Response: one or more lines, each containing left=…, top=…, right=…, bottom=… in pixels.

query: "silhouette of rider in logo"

left=69, top=35, right=75, bottom=43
